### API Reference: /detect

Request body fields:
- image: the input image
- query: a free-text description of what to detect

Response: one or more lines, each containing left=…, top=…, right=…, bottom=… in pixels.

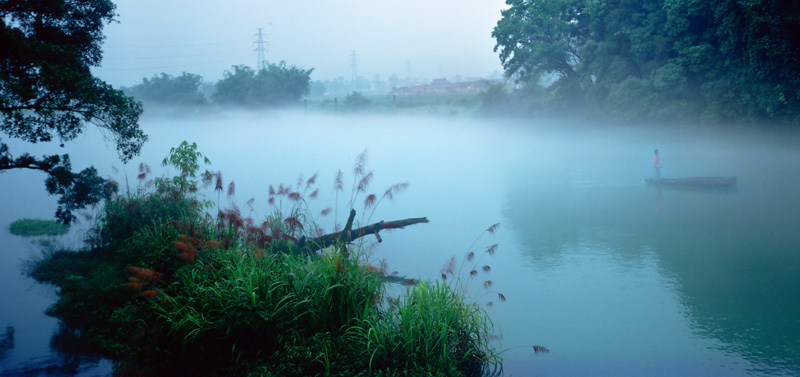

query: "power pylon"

left=254, top=28, right=267, bottom=69
left=350, top=51, right=358, bottom=82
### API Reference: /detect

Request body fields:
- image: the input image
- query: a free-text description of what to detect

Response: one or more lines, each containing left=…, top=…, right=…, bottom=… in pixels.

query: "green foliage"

left=126, top=72, right=209, bottom=106
left=0, top=0, right=146, bottom=223
left=343, top=91, right=372, bottom=111
left=212, top=62, right=313, bottom=108
left=9, top=218, right=69, bottom=237
left=360, top=281, right=497, bottom=376
left=492, top=0, right=800, bottom=125
left=28, top=143, right=497, bottom=376
left=159, top=140, right=213, bottom=192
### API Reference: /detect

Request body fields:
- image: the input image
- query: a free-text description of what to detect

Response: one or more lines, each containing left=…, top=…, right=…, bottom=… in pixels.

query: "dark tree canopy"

left=126, top=72, right=208, bottom=106
left=1, top=0, right=146, bottom=223
left=212, top=62, right=313, bottom=108
left=492, top=0, right=800, bottom=125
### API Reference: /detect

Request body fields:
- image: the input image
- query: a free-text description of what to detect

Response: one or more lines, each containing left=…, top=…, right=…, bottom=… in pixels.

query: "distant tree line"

left=490, top=0, right=800, bottom=125
left=126, top=62, right=313, bottom=109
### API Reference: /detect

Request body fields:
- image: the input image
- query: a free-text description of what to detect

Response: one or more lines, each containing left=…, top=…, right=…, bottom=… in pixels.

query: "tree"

left=492, top=0, right=800, bottom=124
left=212, top=62, right=313, bottom=107
left=126, top=72, right=208, bottom=106
left=492, top=0, right=588, bottom=85
left=1, top=0, right=146, bottom=223
left=342, top=91, right=371, bottom=112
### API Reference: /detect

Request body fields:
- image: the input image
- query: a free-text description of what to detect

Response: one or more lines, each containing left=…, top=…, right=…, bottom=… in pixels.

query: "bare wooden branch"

left=288, top=211, right=429, bottom=256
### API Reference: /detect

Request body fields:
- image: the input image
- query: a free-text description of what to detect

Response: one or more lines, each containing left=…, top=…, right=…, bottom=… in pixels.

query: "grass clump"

left=28, top=143, right=500, bottom=376
left=9, top=218, right=69, bottom=237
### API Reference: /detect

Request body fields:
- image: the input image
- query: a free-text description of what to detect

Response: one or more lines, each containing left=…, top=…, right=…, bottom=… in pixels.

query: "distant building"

left=391, top=78, right=502, bottom=96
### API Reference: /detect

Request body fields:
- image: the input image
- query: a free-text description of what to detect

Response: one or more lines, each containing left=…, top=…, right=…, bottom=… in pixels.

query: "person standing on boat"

left=653, top=149, right=662, bottom=180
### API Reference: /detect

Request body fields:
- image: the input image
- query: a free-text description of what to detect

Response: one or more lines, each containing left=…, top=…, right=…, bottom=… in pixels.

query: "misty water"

left=2, top=112, right=800, bottom=376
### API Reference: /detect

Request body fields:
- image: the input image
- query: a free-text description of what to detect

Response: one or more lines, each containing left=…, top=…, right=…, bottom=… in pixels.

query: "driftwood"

left=288, top=209, right=429, bottom=255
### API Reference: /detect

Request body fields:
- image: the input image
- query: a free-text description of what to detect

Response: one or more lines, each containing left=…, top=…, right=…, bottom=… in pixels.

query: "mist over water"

left=2, top=112, right=800, bottom=376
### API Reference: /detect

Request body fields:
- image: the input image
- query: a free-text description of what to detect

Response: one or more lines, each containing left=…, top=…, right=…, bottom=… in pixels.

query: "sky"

left=93, top=0, right=509, bottom=87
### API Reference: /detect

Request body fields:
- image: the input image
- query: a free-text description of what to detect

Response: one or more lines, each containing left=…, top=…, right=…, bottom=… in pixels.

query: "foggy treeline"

left=489, top=0, right=800, bottom=125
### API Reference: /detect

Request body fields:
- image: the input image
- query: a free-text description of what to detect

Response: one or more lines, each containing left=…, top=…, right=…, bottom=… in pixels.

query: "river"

left=2, top=111, right=799, bottom=376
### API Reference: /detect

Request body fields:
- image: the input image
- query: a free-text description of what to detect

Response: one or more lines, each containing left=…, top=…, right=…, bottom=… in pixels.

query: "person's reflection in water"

left=655, top=187, right=662, bottom=215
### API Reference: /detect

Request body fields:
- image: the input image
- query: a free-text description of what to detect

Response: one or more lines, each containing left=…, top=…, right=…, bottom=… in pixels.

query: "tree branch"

left=287, top=212, right=430, bottom=256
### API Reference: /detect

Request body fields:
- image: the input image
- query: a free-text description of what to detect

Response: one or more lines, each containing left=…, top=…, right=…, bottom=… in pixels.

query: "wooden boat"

left=645, top=176, right=737, bottom=187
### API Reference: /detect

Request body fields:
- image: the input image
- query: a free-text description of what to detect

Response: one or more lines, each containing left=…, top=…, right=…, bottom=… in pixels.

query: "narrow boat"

left=644, top=176, right=737, bottom=187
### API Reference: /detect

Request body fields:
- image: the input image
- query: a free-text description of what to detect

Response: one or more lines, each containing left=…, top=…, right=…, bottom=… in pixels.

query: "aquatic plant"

left=9, top=218, right=69, bottom=237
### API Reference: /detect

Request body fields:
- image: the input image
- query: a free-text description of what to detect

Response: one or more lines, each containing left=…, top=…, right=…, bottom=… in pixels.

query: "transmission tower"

left=254, top=28, right=267, bottom=69
left=350, top=51, right=358, bottom=82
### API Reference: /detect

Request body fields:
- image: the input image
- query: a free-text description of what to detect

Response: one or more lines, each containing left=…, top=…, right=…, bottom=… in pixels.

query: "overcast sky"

left=93, top=0, right=509, bottom=87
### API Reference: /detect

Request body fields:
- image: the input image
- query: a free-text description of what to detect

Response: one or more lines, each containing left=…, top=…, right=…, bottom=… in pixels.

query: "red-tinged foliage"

left=357, top=171, right=373, bottom=193
left=364, top=194, right=377, bottom=209
left=141, top=290, right=159, bottom=299
left=320, top=207, right=332, bottom=216
left=122, top=281, right=144, bottom=291
left=288, top=192, right=301, bottom=201
left=483, top=280, right=493, bottom=289
left=353, top=149, right=368, bottom=176
left=533, top=345, right=550, bottom=355
left=365, top=264, right=379, bottom=273
left=404, top=278, right=416, bottom=285
left=205, top=240, right=221, bottom=249
left=278, top=183, right=288, bottom=195
left=470, top=269, right=478, bottom=276
left=173, top=240, right=196, bottom=254
left=137, top=162, right=151, bottom=181
left=201, top=170, right=214, bottom=188
left=215, top=172, right=223, bottom=192
left=380, top=258, right=388, bottom=275
left=467, top=251, right=475, bottom=262
left=482, top=265, right=491, bottom=272
left=128, top=276, right=144, bottom=284
left=441, top=255, right=457, bottom=276
left=310, top=188, right=319, bottom=199
left=306, top=173, right=318, bottom=188
left=227, top=181, right=236, bottom=198
left=246, top=198, right=255, bottom=211
left=126, top=266, right=163, bottom=285
left=486, top=244, right=498, bottom=256
left=486, top=223, right=500, bottom=234
left=269, top=185, right=276, bottom=196
left=333, top=170, right=344, bottom=191
left=283, top=217, right=303, bottom=230
left=219, top=206, right=244, bottom=229
left=268, top=197, right=275, bottom=205
left=383, top=182, right=409, bottom=201
left=176, top=252, right=196, bottom=263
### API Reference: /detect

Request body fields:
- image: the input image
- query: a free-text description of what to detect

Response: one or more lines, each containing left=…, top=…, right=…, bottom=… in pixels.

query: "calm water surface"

left=2, top=112, right=799, bottom=376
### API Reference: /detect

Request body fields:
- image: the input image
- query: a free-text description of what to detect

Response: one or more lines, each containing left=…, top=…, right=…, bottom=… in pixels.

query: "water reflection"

left=0, top=326, right=13, bottom=360
left=503, top=138, right=800, bottom=376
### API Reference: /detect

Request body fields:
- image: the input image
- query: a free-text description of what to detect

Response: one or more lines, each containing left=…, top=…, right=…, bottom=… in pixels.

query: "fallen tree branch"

left=285, top=209, right=429, bottom=255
